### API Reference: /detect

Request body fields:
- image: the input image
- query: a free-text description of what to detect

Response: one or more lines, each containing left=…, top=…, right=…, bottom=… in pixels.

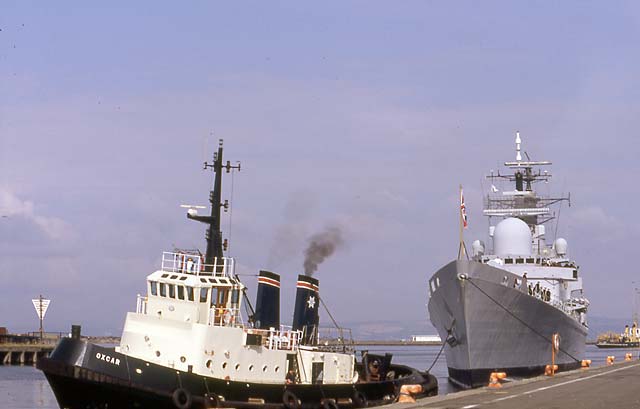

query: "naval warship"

left=427, top=133, right=589, bottom=388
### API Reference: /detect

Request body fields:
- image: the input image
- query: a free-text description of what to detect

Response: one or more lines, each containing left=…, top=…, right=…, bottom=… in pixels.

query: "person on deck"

left=366, top=360, right=381, bottom=382
left=285, top=369, right=296, bottom=384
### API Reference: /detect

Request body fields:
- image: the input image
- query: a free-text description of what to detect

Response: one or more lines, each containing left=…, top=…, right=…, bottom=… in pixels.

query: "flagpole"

left=39, top=294, right=44, bottom=341
left=458, top=185, right=469, bottom=260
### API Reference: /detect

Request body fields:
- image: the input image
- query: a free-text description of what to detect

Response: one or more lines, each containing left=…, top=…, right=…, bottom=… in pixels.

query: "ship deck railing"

left=160, top=251, right=234, bottom=277
left=207, top=307, right=243, bottom=327
left=241, top=326, right=303, bottom=351
left=318, top=326, right=355, bottom=351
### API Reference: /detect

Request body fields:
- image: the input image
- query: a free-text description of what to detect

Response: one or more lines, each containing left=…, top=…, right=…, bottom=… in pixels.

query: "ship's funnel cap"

left=292, top=274, right=320, bottom=345
left=254, top=270, right=280, bottom=330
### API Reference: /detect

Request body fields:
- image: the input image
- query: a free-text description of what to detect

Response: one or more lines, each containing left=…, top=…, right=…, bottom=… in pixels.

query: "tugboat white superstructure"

left=39, top=140, right=436, bottom=409
left=427, top=133, right=589, bottom=388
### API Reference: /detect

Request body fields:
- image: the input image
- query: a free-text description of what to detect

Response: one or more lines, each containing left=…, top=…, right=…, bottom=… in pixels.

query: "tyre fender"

left=283, top=389, right=301, bottom=409
left=172, top=388, right=193, bottom=409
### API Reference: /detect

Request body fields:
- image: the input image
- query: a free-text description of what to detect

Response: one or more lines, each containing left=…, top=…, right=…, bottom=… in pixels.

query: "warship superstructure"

left=38, top=140, right=436, bottom=409
left=427, top=133, right=589, bottom=388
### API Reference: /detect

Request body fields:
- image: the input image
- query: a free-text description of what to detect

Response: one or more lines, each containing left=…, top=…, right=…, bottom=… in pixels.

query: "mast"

left=484, top=132, right=569, bottom=229
left=187, top=139, right=240, bottom=270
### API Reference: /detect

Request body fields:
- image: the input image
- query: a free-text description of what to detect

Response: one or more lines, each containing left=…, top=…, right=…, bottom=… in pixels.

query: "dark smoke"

left=303, top=226, right=344, bottom=276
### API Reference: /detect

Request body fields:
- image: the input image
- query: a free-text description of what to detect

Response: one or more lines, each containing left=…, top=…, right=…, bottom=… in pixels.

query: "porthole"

left=206, top=360, right=212, bottom=369
left=248, top=364, right=254, bottom=372
left=155, top=350, right=161, bottom=357
left=222, top=362, right=228, bottom=369
left=262, top=365, right=268, bottom=372
left=180, top=356, right=186, bottom=363
left=274, top=366, right=280, bottom=373
left=235, top=363, right=240, bottom=371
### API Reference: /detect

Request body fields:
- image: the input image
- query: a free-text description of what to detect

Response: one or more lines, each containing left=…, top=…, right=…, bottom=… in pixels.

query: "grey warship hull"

left=428, top=260, right=587, bottom=389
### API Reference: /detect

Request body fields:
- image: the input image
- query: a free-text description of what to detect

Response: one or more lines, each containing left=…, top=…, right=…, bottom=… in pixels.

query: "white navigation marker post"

left=32, top=295, right=51, bottom=341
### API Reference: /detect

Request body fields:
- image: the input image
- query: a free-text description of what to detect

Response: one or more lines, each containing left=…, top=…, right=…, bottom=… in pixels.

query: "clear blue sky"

left=1, top=2, right=639, bottom=335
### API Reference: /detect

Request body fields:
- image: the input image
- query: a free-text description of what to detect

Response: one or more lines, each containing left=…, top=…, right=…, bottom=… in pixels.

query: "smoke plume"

left=303, top=226, right=344, bottom=276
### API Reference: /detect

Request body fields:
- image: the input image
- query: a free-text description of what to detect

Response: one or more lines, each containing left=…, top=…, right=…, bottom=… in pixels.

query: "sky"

left=1, top=1, right=639, bottom=335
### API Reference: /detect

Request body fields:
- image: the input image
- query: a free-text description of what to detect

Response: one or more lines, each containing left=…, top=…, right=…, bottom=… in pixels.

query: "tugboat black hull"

left=39, top=338, right=437, bottom=409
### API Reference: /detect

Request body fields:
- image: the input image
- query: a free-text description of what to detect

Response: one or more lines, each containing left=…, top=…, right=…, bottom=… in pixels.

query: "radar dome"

left=493, top=217, right=532, bottom=256
left=554, top=238, right=568, bottom=256
left=472, top=240, right=485, bottom=257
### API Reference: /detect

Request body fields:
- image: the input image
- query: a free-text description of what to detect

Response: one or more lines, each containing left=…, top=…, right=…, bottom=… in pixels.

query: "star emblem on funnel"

left=307, top=296, right=316, bottom=309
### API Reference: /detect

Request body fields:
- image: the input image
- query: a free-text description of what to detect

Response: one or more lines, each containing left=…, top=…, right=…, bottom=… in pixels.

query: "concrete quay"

left=407, top=360, right=640, bottom=409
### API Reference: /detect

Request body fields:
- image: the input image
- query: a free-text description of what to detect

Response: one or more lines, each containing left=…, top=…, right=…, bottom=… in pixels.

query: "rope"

left=318, top=295, right=352, bottom=353
left=318, top=295, right=341, bottom=330
left=426, top=339, right=446, bottom=373
left=466, top=277, right=581, bottom=363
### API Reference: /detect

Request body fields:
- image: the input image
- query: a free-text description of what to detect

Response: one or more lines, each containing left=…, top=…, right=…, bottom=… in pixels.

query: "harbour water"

left=0, top=344, right=635, bottom=408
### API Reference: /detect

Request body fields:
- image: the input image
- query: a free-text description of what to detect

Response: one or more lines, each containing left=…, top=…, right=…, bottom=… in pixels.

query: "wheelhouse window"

left=177, top=285, right=185, bottom=300
left=231, top=289, right=240, bottom=305
left=187, top=286, right=194, bottom=301
left=169, top=284, right=175, bottom=298
left=200, top=287, right=209, bottom=303
left=150, top=281, right=158, bottom=296
left=159, top=283, right=166, bottom=297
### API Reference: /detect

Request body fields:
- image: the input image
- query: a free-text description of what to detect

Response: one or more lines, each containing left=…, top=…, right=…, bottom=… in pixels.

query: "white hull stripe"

left=258, top=277, right=280, bottom=288
left=296, top=281, right=319, bottom=292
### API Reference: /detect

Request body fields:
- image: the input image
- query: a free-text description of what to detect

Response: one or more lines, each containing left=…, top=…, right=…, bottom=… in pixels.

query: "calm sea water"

left=0, top=345, right=634, bottom=408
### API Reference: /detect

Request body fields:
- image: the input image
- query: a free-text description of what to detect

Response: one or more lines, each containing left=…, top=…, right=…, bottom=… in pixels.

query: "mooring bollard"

left=488, top=372, right=507, bottom=388
left=606, top=356, right=615, bottom=365
left=625, top=353, right=632, bottom=361
left=397, top=384, right=423, bottom=403
left=544, top=365, right=558, bottom=376
left=581, top=359, right=591, bottom=369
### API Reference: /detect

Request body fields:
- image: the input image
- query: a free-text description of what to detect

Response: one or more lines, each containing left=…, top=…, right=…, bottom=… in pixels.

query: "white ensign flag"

left=32, top=298, right=51, bottom=320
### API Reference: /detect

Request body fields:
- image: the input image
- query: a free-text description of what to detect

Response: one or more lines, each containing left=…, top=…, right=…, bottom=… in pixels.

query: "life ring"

left=282, top=390, right=301, bottom=409
left=322, top=399, right=339, bottom=409
left=352, top=390, right=368, bottom=408
left=203, top=393, right=219, bottom=408
left=223, top=309, right=234, bottom=326
left=552, top=334, right=560, bottom=352
left=172, top=388, right=192, bottom=409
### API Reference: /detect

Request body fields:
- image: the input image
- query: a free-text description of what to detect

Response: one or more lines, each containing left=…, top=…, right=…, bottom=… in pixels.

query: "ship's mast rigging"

left=187, top=139, right=240, bottom=271
left=484, top=132, right=569, bottom=228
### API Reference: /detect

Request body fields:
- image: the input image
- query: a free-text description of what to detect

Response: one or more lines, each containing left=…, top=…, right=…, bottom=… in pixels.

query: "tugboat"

left=596, top=292, right=640, bottom=348
left=38, top=140, right=436, bottom=409
left=427, top=133, right=589, bottom=388
left=596, top=324, right=640, bottom=348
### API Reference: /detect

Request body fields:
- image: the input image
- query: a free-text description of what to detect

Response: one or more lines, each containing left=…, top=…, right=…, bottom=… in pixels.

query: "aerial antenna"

left=515, top=131, right=522, bottom=161
left=187, top=138, right=240, bottom=268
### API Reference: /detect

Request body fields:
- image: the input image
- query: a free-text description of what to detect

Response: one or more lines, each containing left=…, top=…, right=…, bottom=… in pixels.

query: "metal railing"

left=261, top=326, right=303, bottom=351
left=160, top=252, right=234, bottom=277
left=207, top=307, right=242, bottom=327
left=317, top=326, right=355, bottom=353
